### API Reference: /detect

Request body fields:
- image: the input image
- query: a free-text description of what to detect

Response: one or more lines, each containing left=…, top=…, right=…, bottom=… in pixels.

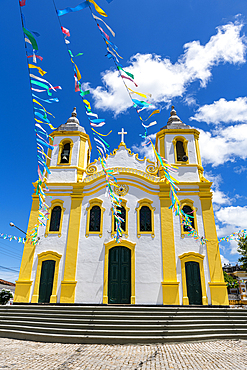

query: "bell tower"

left=47, top=108, right=92, bottom=183
left=155, top=106, right=205, bottom=182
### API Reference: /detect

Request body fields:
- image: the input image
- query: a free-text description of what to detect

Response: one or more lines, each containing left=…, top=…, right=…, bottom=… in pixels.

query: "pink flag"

left=61, top=26, right=70, bottom=37
left=121, top=75, right=138, bottom=87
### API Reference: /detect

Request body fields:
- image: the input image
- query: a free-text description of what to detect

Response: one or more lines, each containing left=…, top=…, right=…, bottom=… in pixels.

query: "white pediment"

left=93, top=143, right=155, bottom=172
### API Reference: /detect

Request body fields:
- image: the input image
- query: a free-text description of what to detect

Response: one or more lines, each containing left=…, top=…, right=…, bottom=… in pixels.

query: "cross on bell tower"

left=118, top=128, right=127, bottom=144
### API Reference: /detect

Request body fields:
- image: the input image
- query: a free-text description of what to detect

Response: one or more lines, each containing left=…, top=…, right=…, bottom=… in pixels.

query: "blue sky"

left=1, top=0, right=247, bottom=282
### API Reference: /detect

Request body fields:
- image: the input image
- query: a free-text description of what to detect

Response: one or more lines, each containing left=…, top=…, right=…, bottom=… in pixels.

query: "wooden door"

left=38, top=260, right=55, bottom=303
left=108, top=246, right=131, bottom=304
left=185, top=261, right=202, bottom=305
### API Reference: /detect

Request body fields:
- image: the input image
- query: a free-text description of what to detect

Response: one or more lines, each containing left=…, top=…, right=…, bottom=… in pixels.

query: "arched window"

left=89, top=206, right=101, bottom=231
left=176, top=141, right=186, bottom=162
left=172, top=137, right=189, bottom=163
left=49, top=206, right=62, bottom=232
left=136, top=199, right=155, bottom=238
left=60, top=143, right=70, bottom=163
left=114, top=206, right=126, bottom=232
left=140, top=206, right=152, bottom=231
left=182, top=205, right=194, bottom=232
left=86, top=199, right=105, bottom=237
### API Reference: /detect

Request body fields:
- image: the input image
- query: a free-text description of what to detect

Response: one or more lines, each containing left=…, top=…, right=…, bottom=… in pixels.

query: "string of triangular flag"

left=53, top=4, right=124, bottom=241
left=19, top=0, right=62, bottom=245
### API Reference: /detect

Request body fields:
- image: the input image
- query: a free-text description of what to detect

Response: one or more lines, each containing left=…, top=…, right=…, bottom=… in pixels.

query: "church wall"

left=48, top=168, right=77, bottom=183
left=29, top=195, right=71, bottom=302
left=174, top=194, right=212, bottom=305
left=50, top=136, right=80, bottom=167
left=165, top=134, right=198, bottom=164
left=74, top=180, right=163, bottom=305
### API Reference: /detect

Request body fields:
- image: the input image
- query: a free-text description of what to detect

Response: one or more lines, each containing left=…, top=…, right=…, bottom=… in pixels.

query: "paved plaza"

left=0, top=338, right=247, bottom=369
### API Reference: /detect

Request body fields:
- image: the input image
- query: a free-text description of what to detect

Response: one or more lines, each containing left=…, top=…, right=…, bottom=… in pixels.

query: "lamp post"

left=9, top=222, right=27, bottom=236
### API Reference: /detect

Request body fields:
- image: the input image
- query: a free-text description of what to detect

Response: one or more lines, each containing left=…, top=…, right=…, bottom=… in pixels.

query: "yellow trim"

left=103, top=239, right=136, bottom=304
left=86, top=198, right=105, bottom=238
left=45, top=199, right=65, bottom=237
left=14, top=194, right=39, bottom=303
left=194, top=135, right=202, bottom=167
left=180, top=199, right=198, bottom=237
left=57, top=138, right=74, bottom=166
left=78, top=136, right=89, bottom=181
left=84, top=167, right=160, bottom=185
left=156, top=128, right=200, bottom=138
left=159, top=187, right=179, bottom=305
left=31, top=251, right=62, bottom=303
left=179, top=252, right=208, bottom=305
left=60, top=195, right=83, bottom=303
left=172, top=136, right=189, bottom=164
left=50, top=131, right=92, bottom=151
left=200, top=194, right=229, bottom=305
left=135, top=198, right=155, bottom=238
left=111, top=198, right=129, bottom=238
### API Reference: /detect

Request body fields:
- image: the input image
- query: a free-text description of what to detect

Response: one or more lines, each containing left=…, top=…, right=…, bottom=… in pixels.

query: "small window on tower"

left=89, top=206, right=101, bottom=231
left=176, top=141, right=186, bottom=162
left=60, top=143, right=70, bottom=163
left=182, top=205, right=194, bottom=232
left=49, top=206, right=62, bottom=232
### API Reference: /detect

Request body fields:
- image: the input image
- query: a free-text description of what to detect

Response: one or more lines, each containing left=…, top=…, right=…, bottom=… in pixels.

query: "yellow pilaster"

left=159, top=185, right=179, bottom=305
left=14, top=194, right=39, bottom=303
left=60, top=193, right=83, bottom=303
left=200, top=184, right=229, bottom=305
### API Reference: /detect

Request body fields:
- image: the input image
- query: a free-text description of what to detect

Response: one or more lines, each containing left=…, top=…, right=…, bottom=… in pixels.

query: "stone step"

left=1, top=315, right=246, bottom=324
left=1, top=305, right=247, bottom=344
left=1, top=319, right=246, bottom=329
left=1, top=323, right=247, bottom=336
left=1, top=328, right=246, bottom=344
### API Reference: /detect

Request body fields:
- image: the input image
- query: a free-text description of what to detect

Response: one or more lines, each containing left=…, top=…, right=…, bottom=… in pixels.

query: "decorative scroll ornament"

left=86, top=164, right=98, bottom=175
left=146, top=164, right=158, bottom=175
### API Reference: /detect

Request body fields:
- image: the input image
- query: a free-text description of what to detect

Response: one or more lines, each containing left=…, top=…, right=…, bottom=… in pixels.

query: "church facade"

left=14, top=107, right=229, bottom=306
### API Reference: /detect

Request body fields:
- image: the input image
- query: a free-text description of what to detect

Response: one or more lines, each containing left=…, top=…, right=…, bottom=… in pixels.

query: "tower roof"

left=56, top=107, right=86, bottom=133
left=161, top=106, right=191, bottom=130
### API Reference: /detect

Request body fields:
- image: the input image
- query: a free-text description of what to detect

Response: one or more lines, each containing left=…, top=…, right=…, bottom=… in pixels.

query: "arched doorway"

left=108, top=246, right=131, bottom=304
left=38, top=260, right=56, bottom=303
left=185, top=261, right=202, bottom=305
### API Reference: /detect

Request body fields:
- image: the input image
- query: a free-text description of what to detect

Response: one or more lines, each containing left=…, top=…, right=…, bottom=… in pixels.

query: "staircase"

left=0, top=305, right=247, bottom=344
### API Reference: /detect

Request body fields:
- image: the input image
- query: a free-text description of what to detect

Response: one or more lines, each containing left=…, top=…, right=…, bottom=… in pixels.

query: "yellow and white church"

left=14, top=107, right=229, bottom=306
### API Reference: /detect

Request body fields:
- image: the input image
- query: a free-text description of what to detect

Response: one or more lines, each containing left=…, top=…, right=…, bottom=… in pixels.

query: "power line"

left=0, top=265, right=19, bottom=273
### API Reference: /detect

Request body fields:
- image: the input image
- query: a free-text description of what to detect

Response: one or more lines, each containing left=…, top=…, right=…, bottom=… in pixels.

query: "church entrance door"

left=38, top=260, right=55, bottom=303
left=108, top=246, right=131, bottom=304
left=185, top=261, right=202, bottom=305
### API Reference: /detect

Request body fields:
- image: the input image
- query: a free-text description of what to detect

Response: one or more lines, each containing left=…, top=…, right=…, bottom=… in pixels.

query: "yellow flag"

left=88, top=0, right=107, bottom=17
left=28, top=64, right=46, bottom=76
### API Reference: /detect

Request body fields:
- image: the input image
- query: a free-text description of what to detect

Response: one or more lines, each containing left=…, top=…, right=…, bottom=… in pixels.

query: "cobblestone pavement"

left=0, top=338, right=247, bottom=370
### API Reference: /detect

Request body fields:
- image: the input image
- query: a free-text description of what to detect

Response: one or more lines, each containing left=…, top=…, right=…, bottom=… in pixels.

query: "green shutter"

left=185, top=261, right=202, bottom=305
left=38, top=260, right=55, bottom=303
left=108, top=247, right=131, bottom=304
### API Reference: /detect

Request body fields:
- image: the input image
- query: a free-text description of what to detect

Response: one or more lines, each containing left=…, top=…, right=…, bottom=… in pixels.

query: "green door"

left=185, top=261, right=202, bottom=305
left=38, top=260, right=55, bottom=303
left=108, top=246, right=131, bottom=304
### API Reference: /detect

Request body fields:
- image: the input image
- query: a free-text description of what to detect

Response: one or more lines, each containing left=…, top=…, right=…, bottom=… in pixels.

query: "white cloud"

left=220, top=254, right=230, bottom=265
left=190, top=97, right=247, bottom=124
left=229, top=240, right=239, bottom=255
left=234, top=165, right=247, bottom=174
left=199, top=123, right=247, bottom=166
left=132, top=134, right=156, bottom=161
left=216, top=206, right=247, bottom=229
left=88, top=20, right=246, bottom=114
left=204, top=172, right=230, bottom=205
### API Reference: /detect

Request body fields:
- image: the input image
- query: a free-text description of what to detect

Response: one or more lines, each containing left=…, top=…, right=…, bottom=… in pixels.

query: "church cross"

left=118, top=128, right=127, bottom=144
